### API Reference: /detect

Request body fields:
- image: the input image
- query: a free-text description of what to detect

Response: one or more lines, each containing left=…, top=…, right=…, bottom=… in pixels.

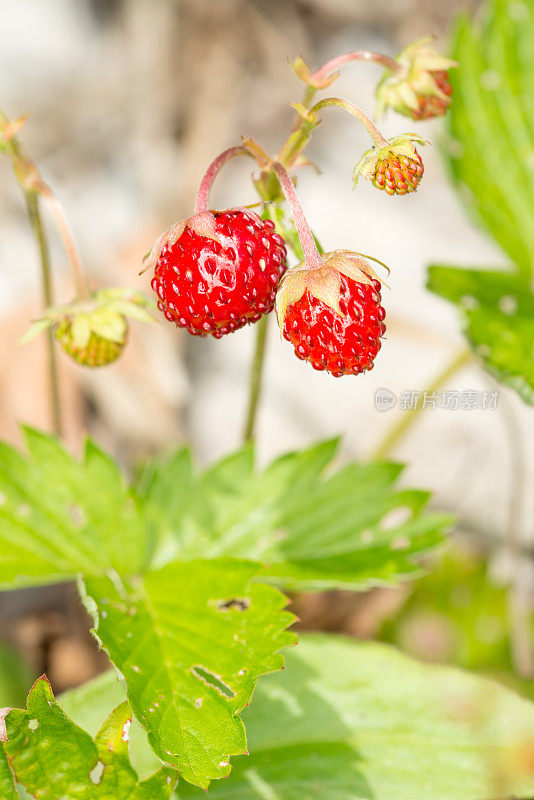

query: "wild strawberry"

left=276, top=250, right=386, bottom=377
left=354, top=134, right=427, bottom=196
left=20, top=288, right=154, bottom=368
left=375, top=37, right=457, bottom=121
left=54, top=319, right=125, bottom=367
left=145, top=209, right=287, bottom=338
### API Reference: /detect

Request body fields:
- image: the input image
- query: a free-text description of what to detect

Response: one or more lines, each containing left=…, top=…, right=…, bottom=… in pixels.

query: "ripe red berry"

left=276, top=251, right=386, bottom=377
left=149, top=209, right=287, bottom=338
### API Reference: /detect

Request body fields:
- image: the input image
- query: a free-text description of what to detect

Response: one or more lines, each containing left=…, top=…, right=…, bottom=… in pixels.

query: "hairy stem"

left=272, top=163, right=323, bottom=270
left=499, top=390, right=533, bottom=679
left=25, top=192, right=63, bottom=436
left=370, top=348, right=472, bottom=460
left=194, top=146, right=250, bottom=213
left=243, top=314, right=269, bottom=444
left=311, top=97, right=388, bottom=148
left=311, top=50, right=400, bottom=84
left=37, top=184, right=90, bottom=300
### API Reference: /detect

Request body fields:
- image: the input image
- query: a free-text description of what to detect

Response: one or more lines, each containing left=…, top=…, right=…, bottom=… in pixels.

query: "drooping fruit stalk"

left=310, top=49, right=401, bottom=86
left=308, top=98, right=428, bottom=195
left=271, top=163, right=323, bottom=271
left=194, top=145, right=250, bottom=214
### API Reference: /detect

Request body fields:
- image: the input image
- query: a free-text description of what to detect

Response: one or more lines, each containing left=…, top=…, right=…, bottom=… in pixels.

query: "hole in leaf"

left=216, top=597, right=250, bottom=612
left=191, top=666, right=236, bottom=698
left=67, top=504, right=86, bottom=528
left=28, top=719, right=39, bottom=730
left=122, top=720, right=131, bottom=742
left=89, top=761, right=104, bottom=785
left=379, top=506, right=413, bottom=531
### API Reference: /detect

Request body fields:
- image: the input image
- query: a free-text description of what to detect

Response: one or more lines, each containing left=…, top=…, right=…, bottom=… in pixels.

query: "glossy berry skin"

left=372, top=150, right=424, bottom=195
left=282, top=275, right=385, bottom=377
left=151, top=210, right=287, bottom=337
left=413, top=71, right=453, bottom=120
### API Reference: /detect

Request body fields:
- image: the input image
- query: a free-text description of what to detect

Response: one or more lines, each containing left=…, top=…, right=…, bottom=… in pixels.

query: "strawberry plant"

left=1, top=11, right=534, bottom=800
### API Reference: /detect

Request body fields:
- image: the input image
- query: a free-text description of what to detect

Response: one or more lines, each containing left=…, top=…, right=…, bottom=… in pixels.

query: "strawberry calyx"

left=276, top=250, right=383, bottom=329
left=141, top=211, right=227, bottom=276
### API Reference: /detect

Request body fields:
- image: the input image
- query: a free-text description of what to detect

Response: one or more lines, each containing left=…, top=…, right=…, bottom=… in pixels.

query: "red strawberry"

left=276, top=251, right=386, bottom=377
left=147, top=209, right=287, bottom=338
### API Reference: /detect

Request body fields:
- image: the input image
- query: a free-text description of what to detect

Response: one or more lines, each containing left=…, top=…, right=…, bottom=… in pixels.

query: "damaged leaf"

left=1, top=677, right=176, bottom=799
left=82, top=558, right=295, bottom=789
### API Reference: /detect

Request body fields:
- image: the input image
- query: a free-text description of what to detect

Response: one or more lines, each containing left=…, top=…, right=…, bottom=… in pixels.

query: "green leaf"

left=143, top=440, right=451, bottom=590
left=81, top=558, right=295, bottom=789
left=2, top=676, right=176, bottom=799
left=428, top=264, right=534, bottom=404
left=63, top=634, right=534, bottom=800
left=0, top=427, right=150, bottom=589
left=0, top=747, right=19, bottom=800
left=0, top=429, right=449, bottom=592
left=446, top=0, right=534, bottom=277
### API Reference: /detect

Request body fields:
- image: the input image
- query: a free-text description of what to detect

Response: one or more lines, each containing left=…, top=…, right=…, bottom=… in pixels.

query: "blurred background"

left=0, top=0, right=532, bottom=702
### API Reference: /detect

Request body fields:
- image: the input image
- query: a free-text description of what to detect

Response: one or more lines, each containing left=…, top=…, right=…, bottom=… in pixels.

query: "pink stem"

left=312, top=50, right=400, bottom=84
left=38, top=183, right=91, bottom=299
left=194, top=146, right=250, bottom=213
left=272, top=162, right=323, bottom=270
left=311, top=97, right=388, bottom=148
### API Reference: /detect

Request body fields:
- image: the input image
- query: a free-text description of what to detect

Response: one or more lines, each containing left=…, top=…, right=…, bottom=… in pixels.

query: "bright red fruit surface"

left=283, top=274, right=385, bottom=377
left=151, top=209, right=287, bottom=337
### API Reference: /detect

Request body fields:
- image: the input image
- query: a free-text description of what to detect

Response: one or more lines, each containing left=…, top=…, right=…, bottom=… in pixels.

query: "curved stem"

left=38, top=184, right=91, bottom=300
left=194, top=146, right=250, bottom=213
left=311, top=50, right=400, bottom=85
left=272, top=162, right=323, bottom=270
left=25, top=193, right=63, bottom=437
left=311, top=97, right=388, bottom=148
left=499, top=388, right=533, bottom=679
left=370, top=348, right=472, bottom=460
left=243, top=314, right=269, bottom=444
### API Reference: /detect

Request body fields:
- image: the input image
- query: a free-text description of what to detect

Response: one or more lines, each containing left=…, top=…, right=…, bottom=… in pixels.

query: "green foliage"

left=446, top=0, right=534, bottom=278
left=427, top=265, right=534, bottom=403
left=0, top=430, right=451, bottom=788
left=0, top=432, right=450, bottom=593
left=0, top=747, right=18, bottom=800
left=431, top=0, right=534, bottom=403
left=0, top=427, right=149, bottom=589
left=62, top=634, right=534, bottom=800
left=141, top=439, right=451, bottom=591
left=82, top=560, right=295, bottom=788
left=1, top=677, right=177, bottom=799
